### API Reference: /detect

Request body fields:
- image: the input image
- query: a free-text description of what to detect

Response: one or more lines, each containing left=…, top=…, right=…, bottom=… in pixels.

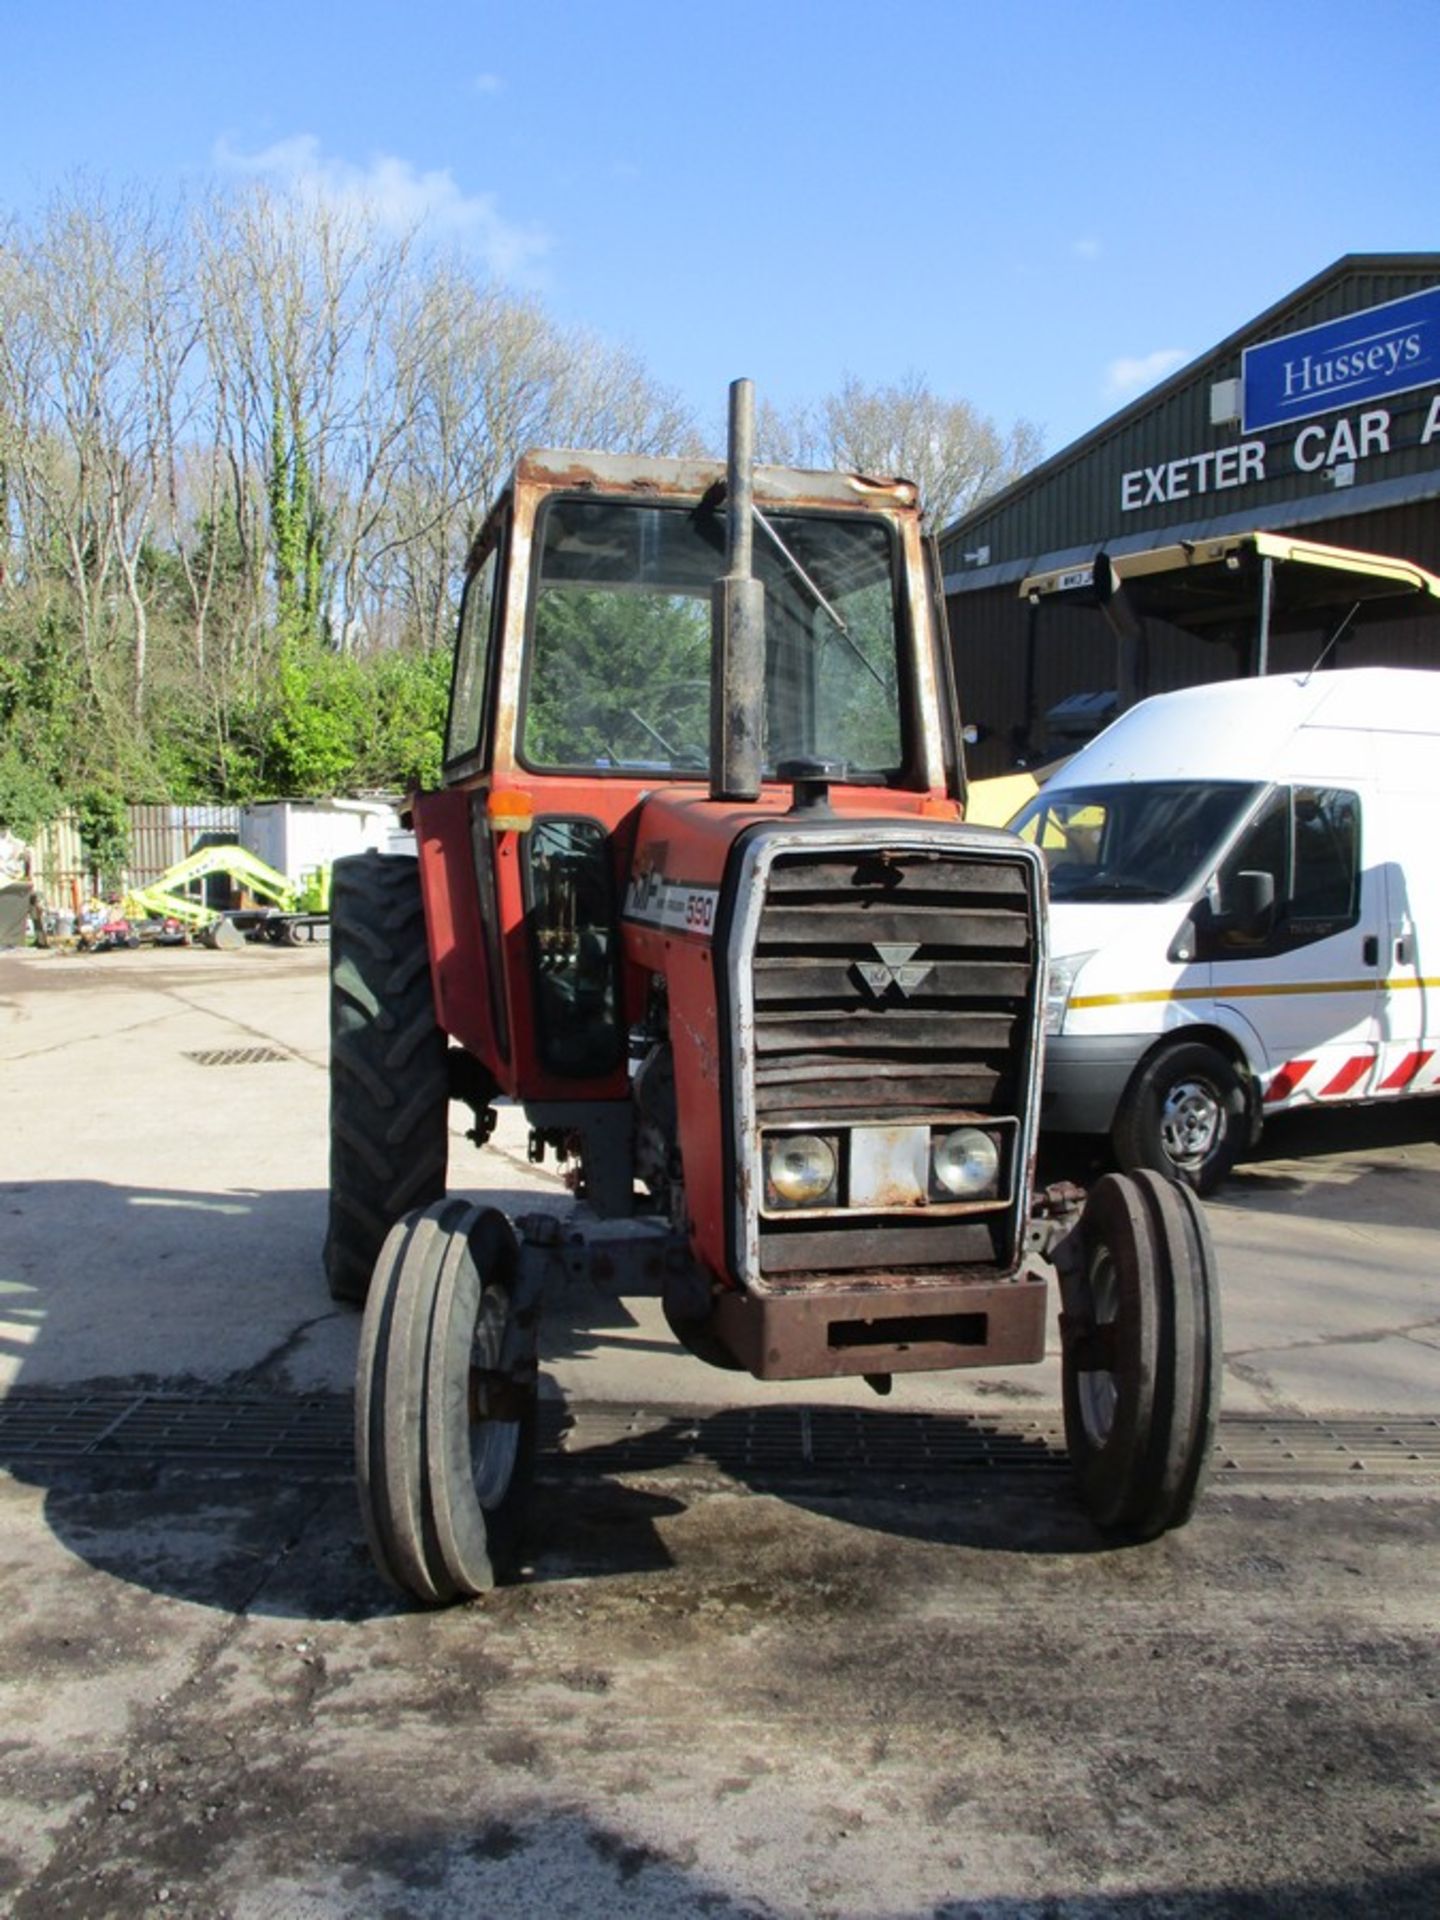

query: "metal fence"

left=31, top=804, right=242, bottom=906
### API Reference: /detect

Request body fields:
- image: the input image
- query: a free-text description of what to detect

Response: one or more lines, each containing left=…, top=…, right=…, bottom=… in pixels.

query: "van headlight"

left=1043, top=951, right=1094, bottom=1037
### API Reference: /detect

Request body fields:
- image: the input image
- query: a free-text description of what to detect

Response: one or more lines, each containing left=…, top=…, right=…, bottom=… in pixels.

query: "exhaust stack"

left=710, top=378, right=765, bottom=801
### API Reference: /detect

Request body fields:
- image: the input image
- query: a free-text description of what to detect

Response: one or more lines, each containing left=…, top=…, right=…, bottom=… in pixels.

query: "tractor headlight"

left=930, top=1126, right=1001, bottom=1200
left=765, top=1133, right=839, bottom=1209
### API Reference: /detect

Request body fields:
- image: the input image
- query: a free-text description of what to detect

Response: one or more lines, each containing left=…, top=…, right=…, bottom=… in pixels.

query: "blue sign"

left=1242, top=284, right=1440, bottom=434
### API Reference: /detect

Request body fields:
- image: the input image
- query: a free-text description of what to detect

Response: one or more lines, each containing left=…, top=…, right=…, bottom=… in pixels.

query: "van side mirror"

left=1225, top=868, right=1276, bottom=935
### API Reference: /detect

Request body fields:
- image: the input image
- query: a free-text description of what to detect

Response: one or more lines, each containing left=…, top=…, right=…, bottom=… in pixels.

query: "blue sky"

left=5, top=0, right=1438, bottom=459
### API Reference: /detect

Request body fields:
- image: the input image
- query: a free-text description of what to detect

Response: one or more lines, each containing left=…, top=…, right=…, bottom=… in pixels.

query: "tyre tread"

left=324, top=852, right=448, bottom=1304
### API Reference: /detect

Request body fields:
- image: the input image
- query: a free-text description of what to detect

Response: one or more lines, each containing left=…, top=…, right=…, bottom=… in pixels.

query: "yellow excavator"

left=123, top=844, right=331, bottom=947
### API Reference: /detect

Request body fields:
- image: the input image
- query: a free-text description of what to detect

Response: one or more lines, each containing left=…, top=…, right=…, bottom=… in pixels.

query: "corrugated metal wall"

left=31, top=804, right=241, bottom=904
left=952, top=597, right=1232, bottom=779
left=125, top=805, right=243, bottom=885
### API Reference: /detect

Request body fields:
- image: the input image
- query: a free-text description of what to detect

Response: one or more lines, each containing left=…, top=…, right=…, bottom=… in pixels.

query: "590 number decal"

left=624, top=872, right=720, bottom=936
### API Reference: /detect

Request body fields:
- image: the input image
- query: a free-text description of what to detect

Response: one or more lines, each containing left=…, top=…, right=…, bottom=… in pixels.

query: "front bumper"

left=1040, top=1033, right=1151, bottom=1136
left=711, top=1272, right=1049, bottom=1380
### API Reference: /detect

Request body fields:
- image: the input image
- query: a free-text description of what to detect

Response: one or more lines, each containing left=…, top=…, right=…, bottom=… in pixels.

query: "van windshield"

left=1011, top=781, right=1261, bottom=902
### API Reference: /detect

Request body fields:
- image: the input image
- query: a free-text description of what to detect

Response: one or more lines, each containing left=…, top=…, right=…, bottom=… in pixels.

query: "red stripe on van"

left=1265, top=1060, right=1314, bottom=1104
left=1320, top=1055, right=1372, bottom=1097
left=1379, top=1050, right=1433, bottom=1091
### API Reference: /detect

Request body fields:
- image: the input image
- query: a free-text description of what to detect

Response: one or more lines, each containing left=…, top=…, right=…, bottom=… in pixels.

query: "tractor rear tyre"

left=325, top=852, right=448, bottom=1305
left=1062, top=1169, right=1222, bottom=1540
left=356, top=1200, right=536, bottom=1604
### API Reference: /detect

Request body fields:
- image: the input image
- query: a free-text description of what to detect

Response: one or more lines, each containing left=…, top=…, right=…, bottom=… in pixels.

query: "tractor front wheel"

left=1062, top=1169, right=1222, bottom=1540
left=325, top=852, right=448, bottom=1305
left=356, top=1200, right=536, bottom=1603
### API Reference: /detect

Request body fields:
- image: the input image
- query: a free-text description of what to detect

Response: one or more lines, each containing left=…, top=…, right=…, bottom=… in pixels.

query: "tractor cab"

left=416, top=433, right=966, bottom=1127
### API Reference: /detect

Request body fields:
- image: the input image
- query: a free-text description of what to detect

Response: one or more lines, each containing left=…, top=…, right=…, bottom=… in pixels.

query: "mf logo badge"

left=855, top=942, right=933, bottom=1000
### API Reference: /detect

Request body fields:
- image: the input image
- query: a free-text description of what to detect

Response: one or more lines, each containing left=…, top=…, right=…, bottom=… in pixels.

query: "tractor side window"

left=445, top=543, right=500, bottom=771
left=523, top=817, right=623, bottom=1078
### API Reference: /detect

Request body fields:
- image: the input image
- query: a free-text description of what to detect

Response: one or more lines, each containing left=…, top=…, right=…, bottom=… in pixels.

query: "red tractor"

left=326, top=382, right=1221, bottom=1605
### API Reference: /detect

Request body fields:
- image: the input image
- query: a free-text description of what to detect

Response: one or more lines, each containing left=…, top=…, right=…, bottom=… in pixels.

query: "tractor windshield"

left=520, top=497, right=905, bottom=778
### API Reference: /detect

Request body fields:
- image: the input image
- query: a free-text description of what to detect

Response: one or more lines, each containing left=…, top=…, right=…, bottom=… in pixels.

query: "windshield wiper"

left=753, top=509, right=847, bottom=632
left=752, top=507, right=888, bottom=696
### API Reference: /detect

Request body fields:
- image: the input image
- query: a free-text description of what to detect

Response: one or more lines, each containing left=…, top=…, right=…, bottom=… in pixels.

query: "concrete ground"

left=1, top=943, right=1437, bottom=1917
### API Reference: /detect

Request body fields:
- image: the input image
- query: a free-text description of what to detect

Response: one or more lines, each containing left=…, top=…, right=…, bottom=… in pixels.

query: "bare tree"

left=0, top=186, right=197, bottom=714
left=374, top=273, right=698, bottom=652
left=758, top=373, right=1043, bottom=530
left=198, top=185, right=415, bottom=651
left=823, top=373, right=1043, bottom=529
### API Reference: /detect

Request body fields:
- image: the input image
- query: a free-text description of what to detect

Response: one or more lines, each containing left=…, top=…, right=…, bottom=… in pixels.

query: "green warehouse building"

left=941, top=254, right=1440, bottom=777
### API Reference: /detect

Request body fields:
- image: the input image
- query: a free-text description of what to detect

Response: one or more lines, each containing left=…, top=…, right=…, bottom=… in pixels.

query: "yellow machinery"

left=124, top=845, right=330, bottom=945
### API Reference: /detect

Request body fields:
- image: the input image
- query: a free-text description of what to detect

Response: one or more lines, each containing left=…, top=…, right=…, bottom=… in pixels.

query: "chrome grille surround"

left=725, top=822, right=1047, bottom=1287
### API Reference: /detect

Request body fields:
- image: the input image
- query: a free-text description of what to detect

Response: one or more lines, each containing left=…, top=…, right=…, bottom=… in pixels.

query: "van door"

left=1369, top=759, right=1440, bottom=1100
left=1200, top=784, right=1383, bottom=1109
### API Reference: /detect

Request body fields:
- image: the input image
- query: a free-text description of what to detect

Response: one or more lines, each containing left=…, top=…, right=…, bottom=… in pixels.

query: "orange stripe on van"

left=1067, top=974, right=1440, bottom=1013
left=1379, top=1050, right=1433, bottom=1091
left=1265, top=1060, right=1314, bottom=1103
left=1320, top=1055, right=1372, bottom=1097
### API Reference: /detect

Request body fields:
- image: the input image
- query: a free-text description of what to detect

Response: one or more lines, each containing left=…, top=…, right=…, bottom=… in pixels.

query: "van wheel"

left=1112, top=1041, right=1245, bottom=1194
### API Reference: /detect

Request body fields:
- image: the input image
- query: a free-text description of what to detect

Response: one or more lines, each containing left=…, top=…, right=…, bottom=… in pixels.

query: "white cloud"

left=471, top=72, right=502, bottom=95
left=214, top=134, right=548, bottom=281
left=1071, top=237, right=1101, bottom=261
left=1105, top=347, right=1190, bottom=398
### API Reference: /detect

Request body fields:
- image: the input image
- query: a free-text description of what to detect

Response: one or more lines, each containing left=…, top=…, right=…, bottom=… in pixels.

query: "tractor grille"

left=753, top=849, right=1035, bottom=1122
left=746, top=845, right=1039, bottom=1277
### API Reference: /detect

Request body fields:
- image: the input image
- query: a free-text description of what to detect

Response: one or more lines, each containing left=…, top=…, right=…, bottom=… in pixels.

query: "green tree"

left=0, top=596, right=85, bottom=838
left=362, top=647, right=450, bottom=791
left=262, top=642, right=368, bottom=795
left=270, top=389, right=326, bottom=646
left=74, top=787, right=129, bottom=890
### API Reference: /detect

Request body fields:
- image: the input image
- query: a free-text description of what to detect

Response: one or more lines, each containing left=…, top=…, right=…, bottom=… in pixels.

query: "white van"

left=1010, top=668, right=1440, bottom=1190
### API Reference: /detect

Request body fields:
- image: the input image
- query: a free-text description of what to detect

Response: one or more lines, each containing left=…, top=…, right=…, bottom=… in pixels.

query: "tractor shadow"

left=2, top=1175, right=1102, bottom=1621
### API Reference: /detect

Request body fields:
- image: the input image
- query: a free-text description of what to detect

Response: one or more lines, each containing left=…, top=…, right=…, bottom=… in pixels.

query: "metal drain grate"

left=0, top=1391, right=352, bottom=1468
left=1, top=1391, right=1437, bottom=1486
left=1213, top=1415, right=1440, bottom=1477
left=555, top=1404, right=1068, bottom=1477
left=183, top=1047, right=292, bottom=1067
